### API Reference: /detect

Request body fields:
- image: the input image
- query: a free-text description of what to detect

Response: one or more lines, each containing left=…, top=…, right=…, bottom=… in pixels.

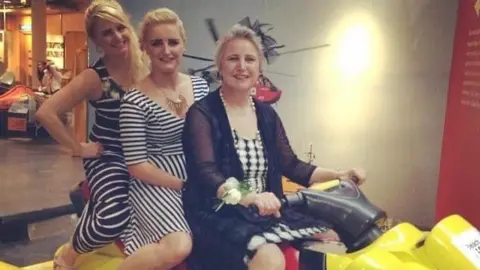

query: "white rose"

left=224, top=189, right=242, bottom=205
left=224, top=177, right=240, bottom=190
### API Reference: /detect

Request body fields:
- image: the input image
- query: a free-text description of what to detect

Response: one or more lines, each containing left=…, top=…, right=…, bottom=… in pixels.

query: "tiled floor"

left=0, top=138, right=82, bottom=266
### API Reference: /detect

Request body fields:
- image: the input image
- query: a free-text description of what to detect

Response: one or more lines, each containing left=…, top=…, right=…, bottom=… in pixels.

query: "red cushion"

left=281, top=244, right=299, bottom=270
left=81, top=180, right=299, bottom=268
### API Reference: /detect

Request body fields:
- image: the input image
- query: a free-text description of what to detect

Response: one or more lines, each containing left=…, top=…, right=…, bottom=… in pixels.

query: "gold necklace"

left=165, top=94, right=188, bottom=116
left=150, top=75, right=188, bottom=116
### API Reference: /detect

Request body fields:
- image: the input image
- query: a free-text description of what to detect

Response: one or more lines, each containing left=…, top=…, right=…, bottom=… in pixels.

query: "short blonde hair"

left=84, top=0, right=148, bottom=86
left=214, top=24, right=264, bottom=72
left=139, top=8, right=187, bottom=46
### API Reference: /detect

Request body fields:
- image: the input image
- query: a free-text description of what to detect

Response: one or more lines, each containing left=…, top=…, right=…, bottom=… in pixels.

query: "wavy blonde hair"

left=138, top=7, right=187, bottom=56
left=84, top=0, right=148, bottom=86
left=214, top=24, right=264, bottom=73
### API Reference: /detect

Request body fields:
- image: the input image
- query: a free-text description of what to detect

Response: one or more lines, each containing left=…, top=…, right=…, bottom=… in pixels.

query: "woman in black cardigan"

left=182, top=24, right=366, bottom=270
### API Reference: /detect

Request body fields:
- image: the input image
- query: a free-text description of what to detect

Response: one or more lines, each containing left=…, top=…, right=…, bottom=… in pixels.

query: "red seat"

left=81, top=180, right=299, bottom=269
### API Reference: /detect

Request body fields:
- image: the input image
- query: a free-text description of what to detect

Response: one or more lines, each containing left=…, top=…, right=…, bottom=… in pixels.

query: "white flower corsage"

left=101, top=79, right=121, bottom=100
left=214, top=177, right=252, bottom=212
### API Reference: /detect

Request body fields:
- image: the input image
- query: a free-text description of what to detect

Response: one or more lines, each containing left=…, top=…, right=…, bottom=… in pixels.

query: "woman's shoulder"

left=189, top=75, right=208, bottom=86
left=188, top=75, right=210, bottom=96
left=88, top=58, right=109, bottom=80
left=122, top=88, right=147, bottom=106
left=188, top=89, right=219, bottom=116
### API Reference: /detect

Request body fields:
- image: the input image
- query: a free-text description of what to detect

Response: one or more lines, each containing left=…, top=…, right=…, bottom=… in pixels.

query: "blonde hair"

left=139, top=8, right=187, bottom=47
left=84, top=0, right=148, bottom=87
left=214, top=24, right=264, bottom=72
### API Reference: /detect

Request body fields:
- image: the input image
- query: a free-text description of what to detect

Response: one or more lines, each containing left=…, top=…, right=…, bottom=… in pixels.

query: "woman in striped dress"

left=117, top=8, right=209, bottom=269
left=35, top=1, right=148, bottom=269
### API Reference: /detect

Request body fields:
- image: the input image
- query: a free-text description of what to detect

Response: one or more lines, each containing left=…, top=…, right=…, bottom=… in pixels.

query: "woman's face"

left=143, top=23, right=185, bottom=74
left=37, top=62, right=46, bottom=71
left=220, top=38, right=260, bottom=92
left=92, top=17, right=130, bottom=57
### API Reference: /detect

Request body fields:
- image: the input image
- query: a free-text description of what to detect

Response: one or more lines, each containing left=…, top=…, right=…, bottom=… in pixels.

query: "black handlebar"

left=246, top=178, right=386, bottom=253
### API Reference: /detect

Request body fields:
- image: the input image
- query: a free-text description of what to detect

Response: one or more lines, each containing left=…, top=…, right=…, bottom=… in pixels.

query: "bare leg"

left=248, top=243, right=285, bottom=270
left=312, top=229, right=340, bottom=242
left=54, top=242, right=79, bottom=270
left=117, top=232, right=192, bottom=270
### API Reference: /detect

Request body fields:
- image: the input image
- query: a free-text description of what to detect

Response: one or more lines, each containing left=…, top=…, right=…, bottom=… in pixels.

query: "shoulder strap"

left=89, top=58, right=109, bottom=81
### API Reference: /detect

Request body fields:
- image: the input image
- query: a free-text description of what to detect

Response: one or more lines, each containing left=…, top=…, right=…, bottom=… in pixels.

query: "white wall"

left=110, top=0, right=457, bottom=227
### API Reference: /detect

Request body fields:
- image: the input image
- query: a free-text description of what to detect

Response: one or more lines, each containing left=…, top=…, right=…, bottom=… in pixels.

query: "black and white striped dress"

left=72, top=58, right=131, bottom=254
left=119, top=76, right=209, bottom=255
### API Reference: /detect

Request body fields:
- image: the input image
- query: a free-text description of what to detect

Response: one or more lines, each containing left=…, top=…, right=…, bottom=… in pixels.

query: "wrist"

left=177, top=180, right=184, bottom=191
left=335, top=169, right=348, bottom=179
left=239, top=193, right=256, bottom=207
left=71, top=145, right=82, bottom=157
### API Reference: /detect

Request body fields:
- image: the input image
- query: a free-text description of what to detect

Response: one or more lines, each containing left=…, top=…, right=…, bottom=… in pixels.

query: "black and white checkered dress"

left=232, top=129, right=326, bottom=264
left=233, top=130, right=267, bottom=193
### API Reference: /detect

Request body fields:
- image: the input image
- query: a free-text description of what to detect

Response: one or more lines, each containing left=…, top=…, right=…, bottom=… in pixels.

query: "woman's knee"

left=159, top=232, right=192, bottom=264
left=250, top=244, right=285, bottom=270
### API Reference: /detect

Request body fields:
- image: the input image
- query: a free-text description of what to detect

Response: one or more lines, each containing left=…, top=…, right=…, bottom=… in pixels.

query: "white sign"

left=46, top=35, right=64, bottom=69
left=452, top=228, right=480, bottom=268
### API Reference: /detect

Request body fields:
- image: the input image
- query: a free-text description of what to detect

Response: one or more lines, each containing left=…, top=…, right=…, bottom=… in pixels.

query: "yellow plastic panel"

left=345, top=249, right=403, bottom=270
left=0, top=261, right=21, bottom=270
left=423, top=214, right=480, bottom=270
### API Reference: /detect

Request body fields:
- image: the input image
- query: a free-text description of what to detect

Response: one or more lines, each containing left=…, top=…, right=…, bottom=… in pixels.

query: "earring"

left=96, top=46, right=103, bottom=54
left=250, top=87, right=256, bottom=96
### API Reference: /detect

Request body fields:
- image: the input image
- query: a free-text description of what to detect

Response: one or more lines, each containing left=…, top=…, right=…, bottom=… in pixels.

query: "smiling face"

left=143, top=23, right=185, bottom=74
left=92, top=17, right=130, bottom=57
left=220, top=38, right=261, bottom=92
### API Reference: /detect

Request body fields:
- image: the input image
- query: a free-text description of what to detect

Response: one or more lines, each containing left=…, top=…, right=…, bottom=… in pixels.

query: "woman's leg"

left=117, top=232, right=192, bottom=270
left=54, top=161, right=130, bottom=269
left=312, top=229, right=340, bottom=242
left=248, top=243, right=285, bottom=270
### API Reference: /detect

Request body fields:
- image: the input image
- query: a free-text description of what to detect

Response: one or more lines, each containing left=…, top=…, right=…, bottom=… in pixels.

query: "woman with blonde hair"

left=116, top=7, right=209, bottom=269
left=182, top=24, right=366, bottom=269
left=35, top=0, right=148, bottom=268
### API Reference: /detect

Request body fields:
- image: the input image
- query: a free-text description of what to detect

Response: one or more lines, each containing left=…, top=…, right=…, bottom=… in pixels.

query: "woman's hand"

left=247, top=192, right=282, bottom=218
left=72, top=142, right=104, bottom=158
left=339, top=168, right=367, bottom=185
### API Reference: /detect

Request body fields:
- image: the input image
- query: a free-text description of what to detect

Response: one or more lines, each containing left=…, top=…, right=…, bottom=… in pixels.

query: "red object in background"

left=254, top=75, right=282, bottom=104
left=436, top=0, right=480, bottom=227
left=0, top=85, right=35, bottom=110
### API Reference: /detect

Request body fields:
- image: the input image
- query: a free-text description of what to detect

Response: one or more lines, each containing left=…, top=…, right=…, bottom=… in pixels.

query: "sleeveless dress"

left=119, top=76, right=210, bottom=255
left=72, top=58, right=131, bottom=253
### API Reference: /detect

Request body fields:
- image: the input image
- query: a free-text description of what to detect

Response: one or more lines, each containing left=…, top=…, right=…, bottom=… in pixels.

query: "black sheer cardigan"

left=181, top=89, right=317, bottom=210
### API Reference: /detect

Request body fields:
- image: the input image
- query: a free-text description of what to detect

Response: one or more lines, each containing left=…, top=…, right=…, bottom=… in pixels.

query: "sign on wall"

left=436, top=0, right=480, bottom=227
left=46, top=34, right=64, bottom=69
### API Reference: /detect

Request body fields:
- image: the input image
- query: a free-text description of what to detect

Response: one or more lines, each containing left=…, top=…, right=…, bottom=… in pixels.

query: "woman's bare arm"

left=35, top=68, right=102, bottom=156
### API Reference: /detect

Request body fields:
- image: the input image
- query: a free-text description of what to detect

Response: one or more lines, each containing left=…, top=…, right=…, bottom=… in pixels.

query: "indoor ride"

left=1, top=178, right=479, bottom=269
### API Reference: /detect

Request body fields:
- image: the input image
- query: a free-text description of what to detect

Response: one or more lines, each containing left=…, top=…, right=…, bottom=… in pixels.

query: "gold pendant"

left=166, top=94, right=187, bottom=116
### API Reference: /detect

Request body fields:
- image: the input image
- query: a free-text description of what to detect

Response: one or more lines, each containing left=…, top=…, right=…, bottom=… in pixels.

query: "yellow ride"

left=1, top=179, right=479, bottom=269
